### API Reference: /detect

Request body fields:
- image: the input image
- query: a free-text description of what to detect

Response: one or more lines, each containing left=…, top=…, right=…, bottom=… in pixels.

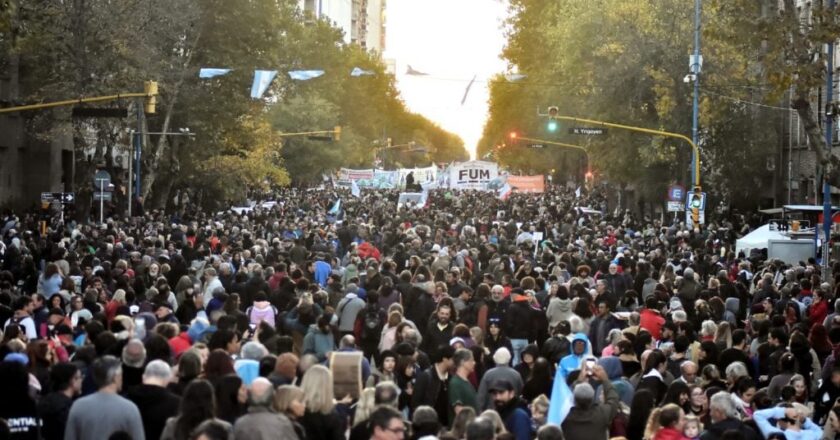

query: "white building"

left=298, top=0, right=386, bottom=54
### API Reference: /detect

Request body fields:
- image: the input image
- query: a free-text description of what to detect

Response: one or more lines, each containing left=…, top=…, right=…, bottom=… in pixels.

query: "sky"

left=384, top=0, right=509, bottom=160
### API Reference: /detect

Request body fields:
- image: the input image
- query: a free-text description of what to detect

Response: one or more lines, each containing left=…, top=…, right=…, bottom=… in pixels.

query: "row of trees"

left=478, top=0, right=840, bottom=211
left=1, top=0, right=466, bottom=213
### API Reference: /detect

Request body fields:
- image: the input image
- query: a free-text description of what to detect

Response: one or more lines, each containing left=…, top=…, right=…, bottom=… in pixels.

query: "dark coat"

left=504, top=300, right=535, bottom=340
left=698, top=417, right=760, bottom=440
left=37, top=392, right=73, bottom=440
left=125, top=384, right=181, bottom=440
left=411, top=366, right=446, bottom=410
left=299, top=409, right=345, bottom=440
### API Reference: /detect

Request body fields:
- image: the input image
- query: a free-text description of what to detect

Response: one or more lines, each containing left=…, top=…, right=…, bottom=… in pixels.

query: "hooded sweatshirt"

left=598, top=356, right=634, bottom=406
left=247, top=301, right=277, bottom=328
left=546, top=297, right=573, bottom=329
left=559, top=333, right=591, bottom=380
left=723, top=297, right=739, bottom=326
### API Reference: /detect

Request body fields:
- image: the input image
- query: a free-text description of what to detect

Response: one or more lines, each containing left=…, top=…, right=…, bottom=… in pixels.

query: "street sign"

left=41, top=192, right=76, bottom=204
left=667, top=201, right=683, bottom=212
left=94, top=170, right=112, bottom=190
left=685, top=191, right=707, bottom=211
left=667, top=185, right=685, bottom=202
left=569, top=127, right=608, bottom=135
left=93, top=192, right=113, bottom=202
left=529, top=143, right=545, bottom=149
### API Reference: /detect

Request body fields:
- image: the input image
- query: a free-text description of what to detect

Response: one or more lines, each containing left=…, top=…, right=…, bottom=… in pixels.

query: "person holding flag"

left=552, top=361, right=620, bottom=439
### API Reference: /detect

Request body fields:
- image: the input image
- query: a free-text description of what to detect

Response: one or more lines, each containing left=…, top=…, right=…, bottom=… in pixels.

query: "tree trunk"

left=792, top=95, right=840, bottom=185
left=141, top=30, right=201, bottom=200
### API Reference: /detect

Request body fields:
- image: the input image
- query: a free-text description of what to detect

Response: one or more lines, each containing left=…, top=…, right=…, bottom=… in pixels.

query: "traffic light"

left=690, top=187, right=702, bottom=226
left=333, top=126, right=341, bottom=141
left=509, top=131, right=518, bottom=140
left=144, top=81, right=158, bottom=114
left=547, top=106, right=559, bottom=132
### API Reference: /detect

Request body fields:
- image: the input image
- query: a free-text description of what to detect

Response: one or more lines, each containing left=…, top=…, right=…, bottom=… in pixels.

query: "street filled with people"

left=0, top=185, right=837, bottom=440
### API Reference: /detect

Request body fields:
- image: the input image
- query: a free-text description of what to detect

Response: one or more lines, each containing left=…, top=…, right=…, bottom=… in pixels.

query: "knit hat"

left=493, top=347, right=511, bottom=365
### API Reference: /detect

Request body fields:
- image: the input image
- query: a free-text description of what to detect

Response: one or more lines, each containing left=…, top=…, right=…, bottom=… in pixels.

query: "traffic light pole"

left=551, top=114, right=703, bottom=225
left=278, top=127, right=341, bottom=139
left=0, top=83, right=158, bottom=114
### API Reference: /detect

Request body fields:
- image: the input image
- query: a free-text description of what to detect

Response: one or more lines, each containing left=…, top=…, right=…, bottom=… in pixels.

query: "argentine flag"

left=351, top=67, right=375, bottom=77
left=250, top=70, right=278, bottom=99
left=288, top=70, right=325, bottom=81
left=329, top=198, right=341, bottom=215
left=546, top=373, right=573, bottom=425
left=351, top=181, right=361, bottom=198
left=498, top=183, right=512, bottom=201
left=199, top=68, right=232, bottom=79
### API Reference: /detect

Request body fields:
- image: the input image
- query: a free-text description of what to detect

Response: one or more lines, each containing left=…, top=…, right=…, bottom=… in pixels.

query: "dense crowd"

left=0, top=185, right=836, bottom=440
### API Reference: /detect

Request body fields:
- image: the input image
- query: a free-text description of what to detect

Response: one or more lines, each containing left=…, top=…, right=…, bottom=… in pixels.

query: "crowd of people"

left=0, top=184, right=836, bottom=440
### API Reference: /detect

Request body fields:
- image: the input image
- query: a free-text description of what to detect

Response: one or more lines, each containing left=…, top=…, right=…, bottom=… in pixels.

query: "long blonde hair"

left=352, top=388, right=377, bottom=427
left=274, top=385, right=305, bottom=417
left=301, top=365, right=335, bottom=414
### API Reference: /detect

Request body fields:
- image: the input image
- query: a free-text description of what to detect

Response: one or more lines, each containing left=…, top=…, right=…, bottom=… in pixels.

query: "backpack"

left=360, top=306, right=382, bottom=341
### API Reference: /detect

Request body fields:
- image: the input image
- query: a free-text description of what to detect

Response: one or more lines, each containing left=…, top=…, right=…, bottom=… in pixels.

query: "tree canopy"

left=1, top=0, right=467, bottom=213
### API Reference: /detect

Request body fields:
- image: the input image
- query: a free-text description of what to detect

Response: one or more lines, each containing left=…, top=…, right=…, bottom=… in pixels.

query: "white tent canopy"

left=735, top=224, right=788, bottom=256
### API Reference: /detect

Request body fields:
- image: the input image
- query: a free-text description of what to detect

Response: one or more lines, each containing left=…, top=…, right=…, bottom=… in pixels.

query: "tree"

left=479, top=0, right=786, bottom=209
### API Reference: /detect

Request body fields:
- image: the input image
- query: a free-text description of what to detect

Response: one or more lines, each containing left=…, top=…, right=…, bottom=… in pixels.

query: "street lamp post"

left=691, top=0, right=702, bottom=190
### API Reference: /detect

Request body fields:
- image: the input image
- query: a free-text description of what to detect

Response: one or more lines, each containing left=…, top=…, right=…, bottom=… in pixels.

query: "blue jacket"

left=314, top=261, right=331, bottom=287
left=558, top=333, right=591, bottom=380
left=303, top=324, right=335, bottom=362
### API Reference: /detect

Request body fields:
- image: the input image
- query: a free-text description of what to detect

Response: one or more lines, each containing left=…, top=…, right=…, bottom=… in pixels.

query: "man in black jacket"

left=411, top=345, right=455, bottom=427
left=699, top=391, right=760, bottom=440
left=423, top=304, right=454, bottom=354
left=125, top=360, right=181, bottom=440
left=505, top=288, right=537, bottom=366
left=38, top=363, right=82, bottom=440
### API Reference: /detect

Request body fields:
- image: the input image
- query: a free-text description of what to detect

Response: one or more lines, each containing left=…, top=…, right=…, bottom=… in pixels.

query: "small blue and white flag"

left=250, top=70, right=278, bottom=99
left=288, top=70, right=325, bottom=81
left=351, top=67, right=375, bottom=77
left=498, top=183, right=512, bottom=201
left=329, top=198, right=341, bottom=215
left=351, top=181, right=361, bottom=198
left=546, top=374, right=573, bottom=425
left=199, top=68, right=232, bottom=79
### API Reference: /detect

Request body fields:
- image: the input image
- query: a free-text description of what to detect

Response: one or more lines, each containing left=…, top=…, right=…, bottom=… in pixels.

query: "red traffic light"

left=509, top=132, right=518, bottom=140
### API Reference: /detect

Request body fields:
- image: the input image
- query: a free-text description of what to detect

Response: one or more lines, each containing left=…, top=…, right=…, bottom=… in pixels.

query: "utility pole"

left=823, top=0, right=835, bottom=279
left=691, top=0, right=702, bottom=192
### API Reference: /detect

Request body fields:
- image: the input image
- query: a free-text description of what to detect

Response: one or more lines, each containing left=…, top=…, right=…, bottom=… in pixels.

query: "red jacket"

left=809, top=300, right=829, bottom=328
left=639, top=308, right=665, bottom=340
left=653, top=427, right=689, bottom=440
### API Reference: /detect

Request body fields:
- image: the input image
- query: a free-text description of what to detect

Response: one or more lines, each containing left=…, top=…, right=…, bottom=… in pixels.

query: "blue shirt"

left=753, top=407, right=822, bottom=440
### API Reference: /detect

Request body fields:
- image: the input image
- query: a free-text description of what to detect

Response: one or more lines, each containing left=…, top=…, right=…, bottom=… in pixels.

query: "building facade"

left=298, top=0, right=386, bottom=54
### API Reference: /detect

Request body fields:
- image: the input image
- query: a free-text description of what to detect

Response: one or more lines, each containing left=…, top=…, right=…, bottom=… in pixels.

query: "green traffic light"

left=547, top=120, right=558, bottom=132
left=691, top=196, right=701, bottom=208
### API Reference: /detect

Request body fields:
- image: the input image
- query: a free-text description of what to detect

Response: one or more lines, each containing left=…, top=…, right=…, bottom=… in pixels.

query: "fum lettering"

left=458, top=169, right=489, bottom=181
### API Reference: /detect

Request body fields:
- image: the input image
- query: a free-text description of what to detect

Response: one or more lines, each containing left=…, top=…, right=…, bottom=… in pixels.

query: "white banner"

left=449, top=161, right=499, bottom=190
